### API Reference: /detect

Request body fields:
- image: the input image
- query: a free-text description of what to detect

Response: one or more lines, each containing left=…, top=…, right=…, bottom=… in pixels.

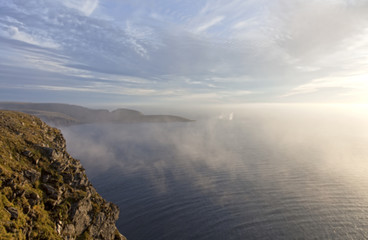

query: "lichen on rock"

left=0, top=110, right=126, bottom=240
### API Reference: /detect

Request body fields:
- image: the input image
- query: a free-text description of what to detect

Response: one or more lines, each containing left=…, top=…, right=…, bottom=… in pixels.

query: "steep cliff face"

left=0, top=111, right=126, bottom=240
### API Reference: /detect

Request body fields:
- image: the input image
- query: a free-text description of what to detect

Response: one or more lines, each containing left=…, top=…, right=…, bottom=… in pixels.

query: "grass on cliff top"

left=0, top=111, right=119, bottom=240
left=0, top=111, right=64, bottom=239
left=0, top=111, right=74, bottom=239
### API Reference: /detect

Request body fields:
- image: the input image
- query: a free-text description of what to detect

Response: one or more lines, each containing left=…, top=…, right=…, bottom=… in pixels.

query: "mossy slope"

left=0, top=111, right=126, bottom=240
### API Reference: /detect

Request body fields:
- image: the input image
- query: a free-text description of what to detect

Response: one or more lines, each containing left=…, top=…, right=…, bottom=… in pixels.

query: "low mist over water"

left=61, top=105, right=368, bottom=239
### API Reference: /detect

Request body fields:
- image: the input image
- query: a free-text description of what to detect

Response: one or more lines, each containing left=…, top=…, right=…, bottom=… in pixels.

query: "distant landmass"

left=0, top=102, right=192, bottom=126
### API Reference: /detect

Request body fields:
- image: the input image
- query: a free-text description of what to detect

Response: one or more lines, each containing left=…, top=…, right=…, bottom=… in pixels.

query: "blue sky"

left=0, top=0, right=368, bottom=106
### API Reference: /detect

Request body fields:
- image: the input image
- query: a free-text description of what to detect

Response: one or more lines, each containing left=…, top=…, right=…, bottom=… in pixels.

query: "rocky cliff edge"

left=0, top=111, right=126, bottom=240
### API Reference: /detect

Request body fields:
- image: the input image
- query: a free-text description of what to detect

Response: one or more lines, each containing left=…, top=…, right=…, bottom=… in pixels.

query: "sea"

left=60, top=104, right=368, bottom=240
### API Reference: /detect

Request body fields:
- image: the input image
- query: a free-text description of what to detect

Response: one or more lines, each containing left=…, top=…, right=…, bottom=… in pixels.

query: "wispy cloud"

left=1, top=0, right=368, bottom=104
left=282, top=73, right=368, bottom=101
left=34, top=84, right=159, bottom=96
left=61, top=0, right=99, bottom=16
left=0, top=26, right=59, bottom=49
left=195, top=16, right=224, bottom=33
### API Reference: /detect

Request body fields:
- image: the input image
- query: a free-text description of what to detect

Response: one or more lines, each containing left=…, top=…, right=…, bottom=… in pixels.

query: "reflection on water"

left=61, top=105, right=368, bottom=239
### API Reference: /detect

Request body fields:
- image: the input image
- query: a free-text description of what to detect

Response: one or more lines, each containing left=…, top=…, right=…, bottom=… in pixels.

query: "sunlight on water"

left=61, top=104, right=368, bottom=239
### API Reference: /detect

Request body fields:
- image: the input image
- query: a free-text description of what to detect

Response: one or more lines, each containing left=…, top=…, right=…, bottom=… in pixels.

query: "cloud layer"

left=1, top=0, right=368, bottom=104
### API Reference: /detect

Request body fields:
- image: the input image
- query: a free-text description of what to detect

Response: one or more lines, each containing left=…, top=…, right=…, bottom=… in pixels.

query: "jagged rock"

left=26, top=191, right=40, bottom=206
left=69, top=198, right=93, bottom=235
left=41, top=183, right=60, bottom=200
left=23, top=169, right=40, bottom=184
left=0, top=110, right=125, bottom=239
left=62, top=224, right=76, bottom=238
left=22, top=150, right=33, bottom=158
left=39, top=146, right=55, bottom=156
left=14, top=187, right=25, bottom=198
left=39, top=146, right=64, bottom=163
left=6, top=207, right=18, bottom=220
left=90, top=202, right=121, bottom=239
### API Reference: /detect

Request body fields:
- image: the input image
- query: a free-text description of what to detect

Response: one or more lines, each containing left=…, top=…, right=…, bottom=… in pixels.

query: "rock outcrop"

left=0, top=110, right=126, bottom=239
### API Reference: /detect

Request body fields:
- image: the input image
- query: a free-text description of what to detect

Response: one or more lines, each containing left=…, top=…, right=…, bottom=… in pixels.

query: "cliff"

left=0, top=111, right=126, bottom=239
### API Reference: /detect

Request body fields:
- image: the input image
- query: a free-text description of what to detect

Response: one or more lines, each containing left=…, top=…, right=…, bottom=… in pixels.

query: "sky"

left=0, top=0, right=368, bottom=106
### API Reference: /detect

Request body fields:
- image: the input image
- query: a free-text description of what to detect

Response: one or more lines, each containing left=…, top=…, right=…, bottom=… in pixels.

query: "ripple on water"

left=63, top=112, right=368, bottom=240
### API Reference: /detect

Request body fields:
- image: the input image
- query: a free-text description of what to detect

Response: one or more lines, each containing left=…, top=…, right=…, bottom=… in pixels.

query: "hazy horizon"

left=59, top=105, right=368, bottom=239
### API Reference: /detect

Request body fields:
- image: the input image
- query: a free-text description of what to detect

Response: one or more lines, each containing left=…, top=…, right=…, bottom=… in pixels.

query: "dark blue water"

left=62, top=108, right=368, bottom=239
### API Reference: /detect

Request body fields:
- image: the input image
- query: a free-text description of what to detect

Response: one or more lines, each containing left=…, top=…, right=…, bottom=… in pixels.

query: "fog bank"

left=60, top=104, right=368, bottom=194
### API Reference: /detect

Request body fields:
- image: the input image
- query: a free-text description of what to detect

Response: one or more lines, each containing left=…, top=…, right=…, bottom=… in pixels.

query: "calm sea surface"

left=62, top=106, right=368, bottom=239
